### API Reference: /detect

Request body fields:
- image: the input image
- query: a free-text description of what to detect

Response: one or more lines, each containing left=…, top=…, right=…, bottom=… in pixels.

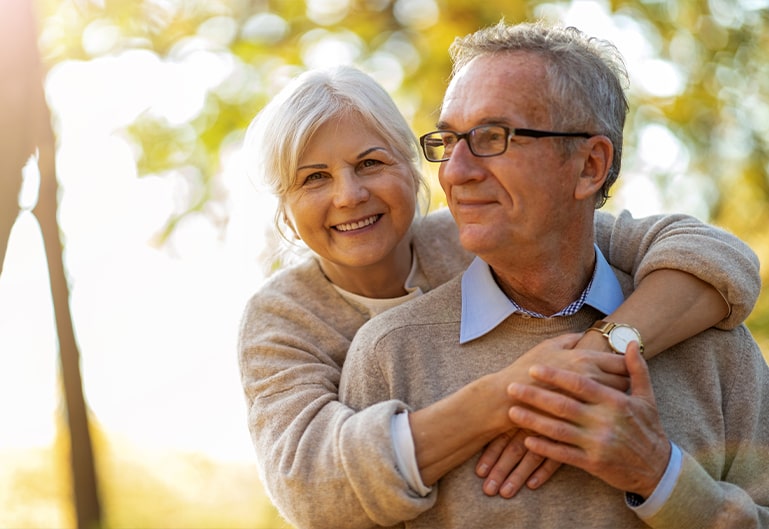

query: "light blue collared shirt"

left=459, top=244, right=625, bottom=344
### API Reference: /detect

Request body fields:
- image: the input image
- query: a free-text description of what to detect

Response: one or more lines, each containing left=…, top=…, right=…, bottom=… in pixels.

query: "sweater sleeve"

left=639, top=331, right=769, bottom=529
left=338, top=316, right=436, bottom=528
left=593, top=210, right=761, bottom=329
left=238, top=267, right=433, bottom=529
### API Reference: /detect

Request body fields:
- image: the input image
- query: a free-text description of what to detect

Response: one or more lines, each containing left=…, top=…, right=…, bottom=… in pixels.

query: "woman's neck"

left=319, top=237, right=414, bottom=299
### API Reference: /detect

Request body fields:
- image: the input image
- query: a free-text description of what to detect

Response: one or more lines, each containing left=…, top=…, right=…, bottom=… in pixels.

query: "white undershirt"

left=331, top=254, right=423, bottom=318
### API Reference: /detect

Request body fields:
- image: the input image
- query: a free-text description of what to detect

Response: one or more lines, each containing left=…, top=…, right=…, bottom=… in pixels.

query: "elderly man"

left=339, top=21, right=769, bottom=528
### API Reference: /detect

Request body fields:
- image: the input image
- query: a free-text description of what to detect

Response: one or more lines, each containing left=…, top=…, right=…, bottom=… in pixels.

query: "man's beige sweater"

left=239, top=209, right=761, bottom=529
left=340, top=263, right=769, bottom=529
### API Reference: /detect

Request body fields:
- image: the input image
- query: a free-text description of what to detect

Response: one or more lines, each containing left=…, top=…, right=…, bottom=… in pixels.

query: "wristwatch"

left=587, top=320, right=644, bottom=356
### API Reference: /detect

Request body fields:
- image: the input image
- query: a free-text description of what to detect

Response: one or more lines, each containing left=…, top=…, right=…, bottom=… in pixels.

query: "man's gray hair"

left=449, top=21, right=629, bottom=207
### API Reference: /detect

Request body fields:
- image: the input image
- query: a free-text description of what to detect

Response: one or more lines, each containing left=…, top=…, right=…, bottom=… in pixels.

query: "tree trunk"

left=1, top=1, right=102, bottom=527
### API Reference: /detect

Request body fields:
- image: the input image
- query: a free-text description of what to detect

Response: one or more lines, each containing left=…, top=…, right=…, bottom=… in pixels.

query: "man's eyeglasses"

left=419, top=124, right=593, bottom=162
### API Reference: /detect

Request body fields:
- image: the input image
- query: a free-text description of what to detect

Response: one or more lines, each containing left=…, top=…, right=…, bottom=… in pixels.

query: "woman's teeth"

left=335, top=215, right=380, bottom=232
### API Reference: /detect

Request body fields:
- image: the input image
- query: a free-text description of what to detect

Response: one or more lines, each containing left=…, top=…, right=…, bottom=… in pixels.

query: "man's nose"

left=439, top=139, right=487, bottom=187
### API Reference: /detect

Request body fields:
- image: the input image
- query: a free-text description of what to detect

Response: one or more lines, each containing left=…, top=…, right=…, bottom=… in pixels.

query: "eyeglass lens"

left=423, top=125, right=508, bottom=161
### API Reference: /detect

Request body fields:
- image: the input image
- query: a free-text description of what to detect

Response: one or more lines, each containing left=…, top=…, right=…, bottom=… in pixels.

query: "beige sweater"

left=340, top=271, right=769, bottom=529
left=238, top=208, right=761, bottom=529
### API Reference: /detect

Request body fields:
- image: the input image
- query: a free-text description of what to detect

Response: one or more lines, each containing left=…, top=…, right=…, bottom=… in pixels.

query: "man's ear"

left=574, top=135, right=613, bottom=201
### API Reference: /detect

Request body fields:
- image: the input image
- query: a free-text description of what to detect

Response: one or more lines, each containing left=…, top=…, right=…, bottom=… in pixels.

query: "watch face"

left=608, top=325, right=640, bottom=354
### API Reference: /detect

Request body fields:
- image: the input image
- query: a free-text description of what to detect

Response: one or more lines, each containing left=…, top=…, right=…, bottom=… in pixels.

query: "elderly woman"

left=238, top=66, right=759, bottom=529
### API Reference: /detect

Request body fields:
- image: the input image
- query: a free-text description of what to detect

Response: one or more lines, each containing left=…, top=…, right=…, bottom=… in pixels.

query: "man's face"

left=437, top=52, right=589, bottom=263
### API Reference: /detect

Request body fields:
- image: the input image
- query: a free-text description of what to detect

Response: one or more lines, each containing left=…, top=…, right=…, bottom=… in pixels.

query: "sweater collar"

left=459, top=244, right=624, bottom=344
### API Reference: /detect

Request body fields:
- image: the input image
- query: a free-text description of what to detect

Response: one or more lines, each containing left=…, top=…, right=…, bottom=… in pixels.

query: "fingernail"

left=477, top=463, right=489, bottom=476
left=527, top=476, right=539, bottom=488
left=485, top=480, right=498, bottom=495
left=500, top=482, right=515, bottom=497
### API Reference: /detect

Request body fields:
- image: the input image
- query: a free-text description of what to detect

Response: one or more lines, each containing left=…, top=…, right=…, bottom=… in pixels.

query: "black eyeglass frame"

left=419, top=125, right=593, bottom=162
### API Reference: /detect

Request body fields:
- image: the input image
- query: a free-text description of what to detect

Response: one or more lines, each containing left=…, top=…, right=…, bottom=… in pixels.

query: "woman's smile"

left=332, top=214, right=383, bottom=233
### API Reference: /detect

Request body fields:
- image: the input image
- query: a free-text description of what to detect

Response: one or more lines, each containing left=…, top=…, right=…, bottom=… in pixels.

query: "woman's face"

left=284, top=113, right=417, bottom=278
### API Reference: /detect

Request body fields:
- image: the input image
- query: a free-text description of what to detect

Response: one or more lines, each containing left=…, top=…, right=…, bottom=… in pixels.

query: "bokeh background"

left=0, top=0, right=767, bottom=527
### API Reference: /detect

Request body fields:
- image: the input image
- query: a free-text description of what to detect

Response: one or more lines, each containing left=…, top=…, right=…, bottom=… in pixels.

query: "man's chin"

left=458, top=227, right=496, bottom=255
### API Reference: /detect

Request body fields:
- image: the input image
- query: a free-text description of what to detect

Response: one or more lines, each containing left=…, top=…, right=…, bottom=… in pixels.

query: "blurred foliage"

left=1, top=417, right=286, bottom=529
left=27, top=0, right=769, bottom=525
left=33, top=0, right=769, bottom=240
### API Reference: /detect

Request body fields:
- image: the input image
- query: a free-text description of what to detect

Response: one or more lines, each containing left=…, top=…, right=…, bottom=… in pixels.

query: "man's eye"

left=442, top=135, right=457, bottom=147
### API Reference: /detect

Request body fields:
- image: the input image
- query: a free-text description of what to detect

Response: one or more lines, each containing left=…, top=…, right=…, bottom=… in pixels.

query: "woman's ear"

left=574, top=135, right=613, bottom=201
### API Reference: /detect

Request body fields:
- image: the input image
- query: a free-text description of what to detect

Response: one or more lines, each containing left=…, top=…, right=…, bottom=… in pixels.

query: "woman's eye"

left=359, top=158, right=383, bottom=170
left=302, top=172, right=326, bottom=185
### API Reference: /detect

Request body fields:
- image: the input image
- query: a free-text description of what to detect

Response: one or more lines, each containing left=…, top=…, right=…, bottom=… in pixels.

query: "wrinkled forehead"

left=440, top=53, right=552, bottom=129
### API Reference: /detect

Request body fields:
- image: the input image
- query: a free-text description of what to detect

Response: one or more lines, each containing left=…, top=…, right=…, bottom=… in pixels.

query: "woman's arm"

left=576, top=269, right=728, bottom=358
left=239, top=265, right=436, bottom=529
left=594, top=209, right=760, bottom=331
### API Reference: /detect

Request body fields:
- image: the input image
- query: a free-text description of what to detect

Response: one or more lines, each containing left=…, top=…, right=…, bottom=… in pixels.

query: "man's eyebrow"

left=434, top=117, right=512, bottom=130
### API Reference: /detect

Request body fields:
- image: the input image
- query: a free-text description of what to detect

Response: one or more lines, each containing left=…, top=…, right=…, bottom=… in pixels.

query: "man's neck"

left=486, top=242, right=596, bottom=317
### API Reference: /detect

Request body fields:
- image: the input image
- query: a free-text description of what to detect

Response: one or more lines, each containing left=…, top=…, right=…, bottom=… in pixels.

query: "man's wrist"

left=626, top=442, right=682, bottom=518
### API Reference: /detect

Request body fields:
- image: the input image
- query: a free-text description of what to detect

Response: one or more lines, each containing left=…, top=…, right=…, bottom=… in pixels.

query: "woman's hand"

left=476, top=429, right=561, bottom=497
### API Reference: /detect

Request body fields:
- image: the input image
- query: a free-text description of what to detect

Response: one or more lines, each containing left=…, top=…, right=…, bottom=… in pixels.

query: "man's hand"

left=506, top=342, right=671, bottom=498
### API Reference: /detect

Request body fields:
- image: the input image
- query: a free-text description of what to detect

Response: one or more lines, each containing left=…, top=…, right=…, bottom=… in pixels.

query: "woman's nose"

left=332, top=172, right=370, bottom=208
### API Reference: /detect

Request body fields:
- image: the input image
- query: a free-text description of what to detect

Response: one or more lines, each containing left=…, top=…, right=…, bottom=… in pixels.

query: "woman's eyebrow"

left=357, top=146, right=386, bottom=159
left=297, top=163, right=328, bottom=171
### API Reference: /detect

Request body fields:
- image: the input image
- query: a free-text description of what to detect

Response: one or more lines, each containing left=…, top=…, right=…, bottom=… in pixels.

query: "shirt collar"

left=459, top=244, right=625, bottom=344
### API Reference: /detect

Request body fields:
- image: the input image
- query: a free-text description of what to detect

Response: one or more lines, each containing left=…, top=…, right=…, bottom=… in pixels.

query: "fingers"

left=494, top=449, right=545, bottom=498
left=590, top=353, right=629, bottom=377
left=507, top=388, right=585, bottom=446
left=522, top=434, right=585, bottom=467
left=476, top=430, right=562, bottom=498
left=594, top=372, right=630, bottom=393
left=525, top=457, right=561, bottom=490
left=476, top=430, right=518, bottom=478
left=479, top=430, right=531, bottom=496
left=520, top=364, right=616, bottom=404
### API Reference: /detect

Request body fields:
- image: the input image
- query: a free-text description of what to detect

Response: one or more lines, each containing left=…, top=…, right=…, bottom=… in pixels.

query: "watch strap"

left=588, top=319, right=618, bottom=336
left=587, top=319, right=645, bottom=355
